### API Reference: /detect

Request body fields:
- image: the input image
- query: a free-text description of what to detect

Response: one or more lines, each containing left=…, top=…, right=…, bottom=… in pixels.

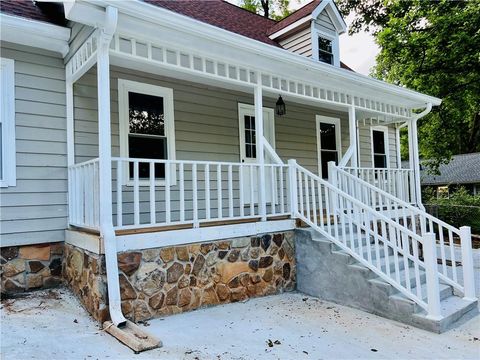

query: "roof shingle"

left=418, top=153, right=480, bottom=185
left=0, top=0, right=66, bottom=26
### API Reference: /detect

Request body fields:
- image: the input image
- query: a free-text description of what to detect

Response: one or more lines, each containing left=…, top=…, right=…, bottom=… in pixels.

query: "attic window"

left=318, top=37, right=334, bottom=65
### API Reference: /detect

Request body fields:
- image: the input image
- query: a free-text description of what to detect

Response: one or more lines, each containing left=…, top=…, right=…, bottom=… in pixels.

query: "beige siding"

left=314, top=11, right=336, bottom=33
left=0, top=42, right=67, bottom=246
left=279, top=26, right=312, bottom=58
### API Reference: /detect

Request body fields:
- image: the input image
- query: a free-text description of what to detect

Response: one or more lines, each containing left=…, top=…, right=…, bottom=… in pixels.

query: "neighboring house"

left=420, top=153, right=480, bottom=196
left=0, top=0, right=477, bottom=345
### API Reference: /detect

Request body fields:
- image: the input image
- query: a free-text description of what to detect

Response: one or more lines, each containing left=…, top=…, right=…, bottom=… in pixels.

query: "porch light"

left=276, top=95, right=286, bottom=116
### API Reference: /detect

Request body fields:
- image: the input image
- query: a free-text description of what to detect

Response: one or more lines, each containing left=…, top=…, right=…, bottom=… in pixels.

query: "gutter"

left=86, top=0, right=441, bottom=108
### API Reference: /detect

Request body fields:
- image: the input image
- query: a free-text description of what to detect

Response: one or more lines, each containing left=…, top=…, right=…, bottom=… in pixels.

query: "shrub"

left=424, top=187, right=480, bottom=235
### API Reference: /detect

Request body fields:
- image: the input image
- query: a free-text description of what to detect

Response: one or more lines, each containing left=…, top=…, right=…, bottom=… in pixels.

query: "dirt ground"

left=1, top=287, right=479, bottom=360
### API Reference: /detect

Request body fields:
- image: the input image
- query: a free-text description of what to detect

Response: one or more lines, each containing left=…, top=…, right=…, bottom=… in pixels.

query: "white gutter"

left=85, top=0, right=441, bottom=108
left=0, top=14, right=70, bottom=56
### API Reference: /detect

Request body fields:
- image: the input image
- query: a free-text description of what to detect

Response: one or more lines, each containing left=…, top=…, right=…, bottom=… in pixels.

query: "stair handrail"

left=290, top=161, right=444, bottom=316
left=331, top=163, right=476, bottom=299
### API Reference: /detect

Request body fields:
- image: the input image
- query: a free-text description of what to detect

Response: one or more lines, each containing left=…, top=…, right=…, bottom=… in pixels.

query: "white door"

left=238, top=103, right=275, bottom=204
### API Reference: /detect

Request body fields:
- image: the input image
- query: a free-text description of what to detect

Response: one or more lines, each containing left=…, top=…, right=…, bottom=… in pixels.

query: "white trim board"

left=116, top=219, right=295, bottom=252
left=311, top=27, right=340, bottom=67
left=118, top=79, right=176, bottom=186
left=0, top=57, right=16, bottom=188
left=0, top=14, right=70, bottom=56
left=316, top=115, right=342, bottom=178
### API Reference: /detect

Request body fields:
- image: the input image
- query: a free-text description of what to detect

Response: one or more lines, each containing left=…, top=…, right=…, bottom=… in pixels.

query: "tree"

left=337, top=0, right=480, bottom=171
left=238, top=0, right=293, bottom=20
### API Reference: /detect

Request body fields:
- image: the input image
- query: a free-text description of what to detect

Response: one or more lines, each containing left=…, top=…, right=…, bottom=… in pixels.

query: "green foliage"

left=337, top=0, right=480, bottom=172
left=424, top=187, right=480, bottom=234
left=238, top=0, right=293, bottom=20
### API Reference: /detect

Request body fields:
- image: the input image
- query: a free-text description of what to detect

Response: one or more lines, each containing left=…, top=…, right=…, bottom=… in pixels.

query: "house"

left=420, top=153, right=480, bottom=196
left=0, top=0, right=477, bottom=345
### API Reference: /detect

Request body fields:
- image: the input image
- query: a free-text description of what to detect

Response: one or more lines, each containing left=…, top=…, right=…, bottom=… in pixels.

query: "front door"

left=238, top=103, right=275, bottom=204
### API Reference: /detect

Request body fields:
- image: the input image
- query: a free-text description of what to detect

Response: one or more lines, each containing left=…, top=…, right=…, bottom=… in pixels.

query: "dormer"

left=268, top=0, right=347, bottom=67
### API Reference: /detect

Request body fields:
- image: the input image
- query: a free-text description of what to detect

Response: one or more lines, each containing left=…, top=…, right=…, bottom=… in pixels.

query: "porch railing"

left=341, top=166, right=416, bottom=205
left=330, top=163, right=475, bottom=299
left=68, top=158, right=100, bottom=230
left=111, top=157, right=291, bottom=230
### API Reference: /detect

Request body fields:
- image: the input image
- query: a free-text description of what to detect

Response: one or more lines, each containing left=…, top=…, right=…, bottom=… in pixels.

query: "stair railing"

left=288, top=160, right=442, bottom=318
left=330, top=162, right=476, bottom=300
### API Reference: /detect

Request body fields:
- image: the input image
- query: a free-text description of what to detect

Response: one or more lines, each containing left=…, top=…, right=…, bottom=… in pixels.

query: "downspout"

left=410, top=103, right=433, bottom=211
left=396, top=122, right=407, bottom=168
left=97, top=6, right=127, bottom=327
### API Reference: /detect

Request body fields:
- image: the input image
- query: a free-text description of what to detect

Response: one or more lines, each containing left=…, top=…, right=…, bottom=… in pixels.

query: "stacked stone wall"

left=0, top=243, right=63, bottom=295
left=62, top=231, right=296, bottom=322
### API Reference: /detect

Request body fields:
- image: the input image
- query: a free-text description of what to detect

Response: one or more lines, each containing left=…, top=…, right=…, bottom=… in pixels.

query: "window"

left=0, top=58, right=16, bottom=188
left=119, top=80, right=175, bottom=183
left=316, top=116, right=341, bottom=179
left=312, top=29, right=339, bottom=67
left=371, top=126, right=389, bottom=168
left=318, top=37, right=334, bottom=65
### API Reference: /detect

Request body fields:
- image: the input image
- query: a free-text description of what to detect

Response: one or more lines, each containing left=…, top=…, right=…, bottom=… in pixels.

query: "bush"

left=424, top=187, right=480, bottom=235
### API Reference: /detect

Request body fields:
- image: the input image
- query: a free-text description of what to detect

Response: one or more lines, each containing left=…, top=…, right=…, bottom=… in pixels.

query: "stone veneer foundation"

left=0, top=243, right=64, bottom=295
left=63, top=231, right=296, bottom=322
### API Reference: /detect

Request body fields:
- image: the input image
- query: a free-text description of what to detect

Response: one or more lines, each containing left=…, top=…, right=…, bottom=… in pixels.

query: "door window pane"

left=244, top=115, right=256, bottom=159
left=128, top=92, right=167, bottom=179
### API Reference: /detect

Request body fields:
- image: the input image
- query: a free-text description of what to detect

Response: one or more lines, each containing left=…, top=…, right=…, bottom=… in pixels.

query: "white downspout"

left=96, top=6, right=127, bottom=327
left=410, top=103, right=433, bottom=211
left=396, top=122, right=407, bottom=169
left=339, top=104, right=357, bottom=167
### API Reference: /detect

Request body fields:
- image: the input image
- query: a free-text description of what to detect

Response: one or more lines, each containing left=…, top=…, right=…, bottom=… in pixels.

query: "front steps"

left=296, top=228, right=478, bottom=333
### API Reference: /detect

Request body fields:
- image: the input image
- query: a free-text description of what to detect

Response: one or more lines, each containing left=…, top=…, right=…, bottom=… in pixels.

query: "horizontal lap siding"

left=279, top=26, right=312, bottom=57
left=0, top=42, right=67, bottom=246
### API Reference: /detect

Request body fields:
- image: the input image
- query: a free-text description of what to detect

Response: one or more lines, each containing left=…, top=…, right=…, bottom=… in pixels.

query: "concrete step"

left=412, top=296, right=479, bottom=333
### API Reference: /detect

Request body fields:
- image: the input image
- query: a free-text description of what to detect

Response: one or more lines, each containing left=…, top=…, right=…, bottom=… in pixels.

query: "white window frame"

left=311, top=27, right=340, bottom=67
left=316, top=115, right=342, bottom=178
left=370, top=125, right=390, bottom=169
left=0, top=58, right=16, bottom=188
left=118, top=79, right=176, bottom=186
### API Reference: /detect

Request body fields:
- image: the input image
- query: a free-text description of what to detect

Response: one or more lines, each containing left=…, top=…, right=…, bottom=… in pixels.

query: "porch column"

left=254, top=85, right=266, bottom=221
left=348, top=105, right=358, bottom=167
left=66, top=80, right=75, bottom=166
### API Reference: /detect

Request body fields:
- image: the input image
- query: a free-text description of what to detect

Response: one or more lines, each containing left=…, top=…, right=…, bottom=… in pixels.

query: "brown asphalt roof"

left=0, top=0, right=66, bottom=26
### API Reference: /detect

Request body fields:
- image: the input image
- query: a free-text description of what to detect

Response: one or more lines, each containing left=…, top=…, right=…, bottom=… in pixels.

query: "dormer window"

left=318, top=37, right=333, bottom=65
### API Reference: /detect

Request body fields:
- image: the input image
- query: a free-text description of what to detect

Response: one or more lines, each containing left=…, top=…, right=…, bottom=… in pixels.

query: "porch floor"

left=2, top=288, right=479, bottom=359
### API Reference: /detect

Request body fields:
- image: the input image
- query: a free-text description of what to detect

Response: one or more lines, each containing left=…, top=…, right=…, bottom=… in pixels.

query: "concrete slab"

left=1, top=288, right=479, bottom=359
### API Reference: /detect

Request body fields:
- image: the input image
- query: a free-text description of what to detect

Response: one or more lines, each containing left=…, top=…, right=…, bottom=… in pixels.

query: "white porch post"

left=348, top=105, right=358, bottom=167
left=254, top=84, right=266, bottom=221
left=66, top=79, right=75, bottom=225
